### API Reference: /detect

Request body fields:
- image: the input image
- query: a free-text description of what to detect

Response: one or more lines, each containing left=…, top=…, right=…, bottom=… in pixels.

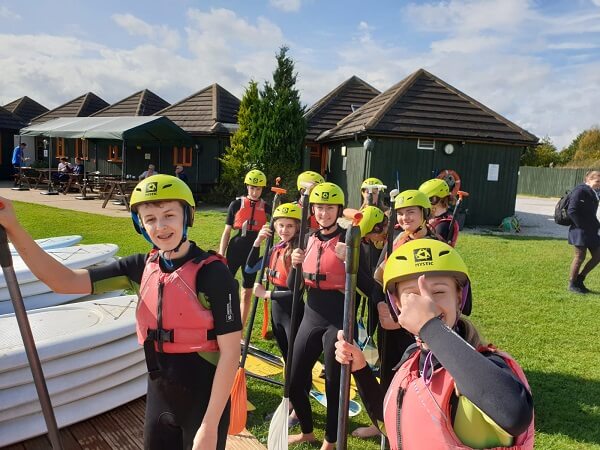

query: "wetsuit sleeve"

left=196, top=261, right=243, bottom=335
left=353, top=365, right=385, bottom=423
left=265, top=202, right=272, bottom=215
left=226, top=199, right=241, bottom=226
left=88, top=254, right=146, bottom=294
left=357, top=244, right=374, bottom=297
left=419, top=318, right=533, bottom=436
left=245, top=245, right=265, bottom=274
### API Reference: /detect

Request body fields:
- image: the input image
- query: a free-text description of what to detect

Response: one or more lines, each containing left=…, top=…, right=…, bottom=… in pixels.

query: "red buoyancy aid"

left=233, top=197, right=267, bottom=232
left=136, top=251, right=224, bottom=353
left=383, top=346, right=534, bottom=450
left=302, top=233, right=345, bottom=290
left=267, top=242, right=290, bottom=288
left=429, top=214, right=460, bottom=247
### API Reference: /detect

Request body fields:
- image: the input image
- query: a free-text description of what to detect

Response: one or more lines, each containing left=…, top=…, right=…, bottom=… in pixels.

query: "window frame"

left=417, top=138, right=436, bottom=151
left=173, top=145, right=193, bottom=167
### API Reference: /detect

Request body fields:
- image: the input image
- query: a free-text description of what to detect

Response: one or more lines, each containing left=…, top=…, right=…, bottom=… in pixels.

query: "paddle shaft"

left=446, top=191, right=468, bottom=245
left=283, top=190, right=311, bottom=397
left=336, top=224, right=361, bottom=449
left=240, top=188, right=285, bottom=369
left=0, top=227, right=64, bottom=450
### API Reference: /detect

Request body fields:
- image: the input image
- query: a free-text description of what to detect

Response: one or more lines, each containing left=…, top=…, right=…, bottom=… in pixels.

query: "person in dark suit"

left=567, top=170, right=600, bottom=293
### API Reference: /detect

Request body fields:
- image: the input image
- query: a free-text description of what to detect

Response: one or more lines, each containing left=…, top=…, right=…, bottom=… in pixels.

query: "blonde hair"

left=585, top=170, right=600, bottom=181
left=457, top=318, right=486, bottom=349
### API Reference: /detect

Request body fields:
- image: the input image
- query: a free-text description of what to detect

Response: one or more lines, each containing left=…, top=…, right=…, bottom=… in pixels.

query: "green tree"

left=218, top=80, right=260, bottom=198
left=253, top=46, right=306, bottom=194
left=573, top=127, right=600, bottom=163
left=521, top=136, right=560, bottom=167
left=558, top=130, right=585, bottom=165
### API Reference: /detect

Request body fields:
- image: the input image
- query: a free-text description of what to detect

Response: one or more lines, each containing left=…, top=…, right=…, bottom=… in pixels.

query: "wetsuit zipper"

left=316, top=242, right=323, bottom=289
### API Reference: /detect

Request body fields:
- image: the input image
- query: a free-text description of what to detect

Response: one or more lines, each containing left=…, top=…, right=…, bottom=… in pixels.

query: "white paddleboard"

left=0, top=354, right=148, bottom=423
left=0, top=243, right=119, bottom=289
left=0, top=333, right=139, bottom=390
left=0, top=374, right=147, bottom=447
left=0, top=350, right=145, bottom=417
left=0, top=295, right=137, bottom=373
left=9, top=235, right=83, bottom=255
left=0, top=288, right=124, bottom=315
left=0, top=256, right=120, bottom=302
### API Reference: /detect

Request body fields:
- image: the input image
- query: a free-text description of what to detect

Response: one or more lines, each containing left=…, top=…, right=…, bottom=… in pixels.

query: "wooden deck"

left=2, top=397, right=265, bottom=450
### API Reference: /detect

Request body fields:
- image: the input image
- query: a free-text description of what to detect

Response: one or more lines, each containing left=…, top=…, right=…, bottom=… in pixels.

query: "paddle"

left=229, top=178, right=287, bottom=435
left=446, top=190, right=469, bottom=246
left=336, top=211, right=362, bottom=449
left=267, top=181, right=313, bottom=450
left=0, top=221, right=64, bottom=449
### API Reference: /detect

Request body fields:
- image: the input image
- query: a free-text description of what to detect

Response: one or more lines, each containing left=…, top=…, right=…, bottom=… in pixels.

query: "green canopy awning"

left=20, top=116, right=191, bottom=142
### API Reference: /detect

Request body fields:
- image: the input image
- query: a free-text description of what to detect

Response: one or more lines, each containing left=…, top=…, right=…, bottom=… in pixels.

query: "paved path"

left=513, top=196, right=567, bottom=239
left=0, top=182, right=225, bottom=219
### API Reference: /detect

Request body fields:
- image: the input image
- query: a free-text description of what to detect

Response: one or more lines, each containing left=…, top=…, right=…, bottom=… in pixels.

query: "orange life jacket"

left=383, top=346, right=535, bottom=450
left=136, top=251, right=224, bottom=353
left=266, top=242, right=291, bottom=288
left=302, top=233, right=345, bottom=290
left=429, top=213, right=459, bottom=247
left=233, top=197, right=267, bottom=232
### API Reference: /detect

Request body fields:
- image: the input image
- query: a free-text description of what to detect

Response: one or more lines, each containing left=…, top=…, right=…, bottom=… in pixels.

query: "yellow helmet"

left=244, top=169, right=267, bottom=187
left=358, top=206, right=386, bottom=237
left=297, top=171, right=324, bottom=191
left=383, top=239, right=472, bottom=315
left=309, top=182, right=345, bottom=206
left=273, top=202, right=302, bottom=221
left=130, top=174, right=195, bottom=230
left=361, top=177, right=385, bottom=191
left=419, top=178, right=450, bottom=199
left=394, top=189, right=431, bottom=211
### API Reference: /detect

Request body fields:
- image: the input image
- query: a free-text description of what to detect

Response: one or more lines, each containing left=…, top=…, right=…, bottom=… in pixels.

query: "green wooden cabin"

left=317, top=69, right=539, bottom=226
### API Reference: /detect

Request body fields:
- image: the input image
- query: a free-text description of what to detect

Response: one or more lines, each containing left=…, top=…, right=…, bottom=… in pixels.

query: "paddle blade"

left=228, top=368, right=247, bottom=435
left=261, top=300, right=269, bottom=338
left=268, top=397, right=289, bottom=450
left=246, top=354, right=283, bottom=377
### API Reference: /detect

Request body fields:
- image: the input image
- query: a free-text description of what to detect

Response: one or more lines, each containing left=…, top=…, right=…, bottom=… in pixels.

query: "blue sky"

left=1, top=0, right=599, bottom=148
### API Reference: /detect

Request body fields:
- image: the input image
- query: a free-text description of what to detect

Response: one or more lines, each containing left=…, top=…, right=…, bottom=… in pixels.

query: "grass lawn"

left=11, top=201, right=600, bottom=450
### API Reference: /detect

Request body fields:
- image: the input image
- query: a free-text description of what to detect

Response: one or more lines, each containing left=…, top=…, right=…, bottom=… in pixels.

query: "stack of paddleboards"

left=0, top=236, right=120, bottom=315
left=0, top=295, right=146, bottom=446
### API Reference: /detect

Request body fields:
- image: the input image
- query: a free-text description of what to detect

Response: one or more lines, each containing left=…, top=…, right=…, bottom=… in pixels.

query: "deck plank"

left=4, top=397, right=265, bottom=450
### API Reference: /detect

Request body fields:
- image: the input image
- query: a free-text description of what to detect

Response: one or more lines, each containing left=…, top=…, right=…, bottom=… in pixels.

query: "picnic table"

left=101, top=180, right=138, bottom=211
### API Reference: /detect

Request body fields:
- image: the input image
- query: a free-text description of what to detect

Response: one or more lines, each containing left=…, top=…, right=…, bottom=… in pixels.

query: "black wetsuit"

left=354, top=318, right=534, bottom=441
left=88, top=242, right=242, bottom=450
left=225, top=198, right=272, bottom=288
left=287, top=227, right=372, bottom=444
left=246, top=242, right=304, bottom=361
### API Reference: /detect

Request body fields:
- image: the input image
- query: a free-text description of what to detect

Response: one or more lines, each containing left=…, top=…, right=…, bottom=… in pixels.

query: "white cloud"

left=269, top=0, right=302, bottom=12
left=112, top=13, right=180, bottom=50
left=547, top=42, right=599, bottom=50
left=0, top=5, right=20, bottom=20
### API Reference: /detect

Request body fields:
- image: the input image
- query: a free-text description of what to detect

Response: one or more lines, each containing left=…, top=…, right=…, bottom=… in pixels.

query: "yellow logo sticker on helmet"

left=413, top=247, right=433, bottom=266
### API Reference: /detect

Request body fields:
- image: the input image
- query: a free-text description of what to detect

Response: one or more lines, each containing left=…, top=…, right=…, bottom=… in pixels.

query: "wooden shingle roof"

left=92, top=90, right=170, bottom=117
left=3, top=96, right=48, bottom=124
left=319, top=69, right=538, bottom=145
left=0, top=105, right=26, bottom=130
left=157, top=84, right=240, bottom=135
left=305, top=76, right=380, bottom=142
left=31, top=92, right=109, bottom=124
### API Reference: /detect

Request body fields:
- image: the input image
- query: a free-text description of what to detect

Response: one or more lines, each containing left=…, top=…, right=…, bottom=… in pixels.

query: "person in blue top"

left=567, top=170, right=600, bottom=293
left=12, top=143, right=27, bottom=186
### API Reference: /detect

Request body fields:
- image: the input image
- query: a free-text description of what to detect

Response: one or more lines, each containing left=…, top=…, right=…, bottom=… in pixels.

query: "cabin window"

left=75, top=139, right=89, bottom=160
left=55, top=138, right=66, bottom=157
left=417, top=138, right=435, bottom=150
left=108, top=144, right=122, bottom=162
left=173, top=146, right=192, bottom=167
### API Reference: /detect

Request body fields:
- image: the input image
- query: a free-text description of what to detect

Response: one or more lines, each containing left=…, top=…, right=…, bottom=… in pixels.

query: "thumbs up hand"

left=398, top=275, right=442, bottom=336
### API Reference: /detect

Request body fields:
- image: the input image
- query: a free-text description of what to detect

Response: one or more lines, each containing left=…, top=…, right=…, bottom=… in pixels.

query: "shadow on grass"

left=464, top=229, right=565, bottom=242
left=528, top=370, right=600, bottom=445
